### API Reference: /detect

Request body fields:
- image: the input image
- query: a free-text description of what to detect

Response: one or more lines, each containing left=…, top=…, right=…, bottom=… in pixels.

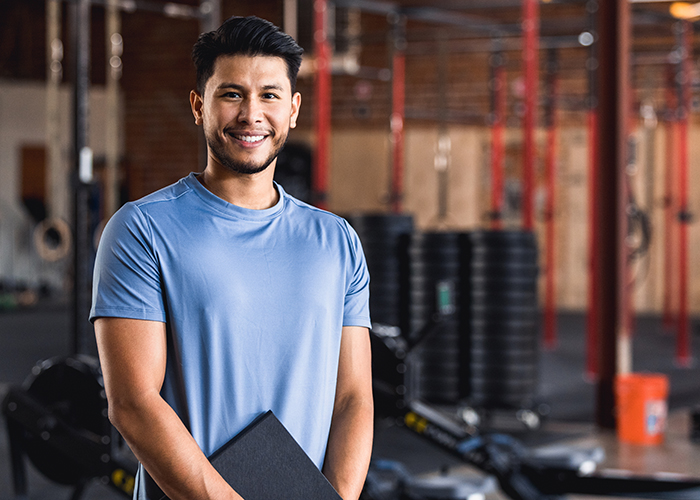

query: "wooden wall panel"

left=553, top=127, right=588, bottom=310
left=329, top=129, right=390, bottom=214
left=315, top=122, right=700, bottom=315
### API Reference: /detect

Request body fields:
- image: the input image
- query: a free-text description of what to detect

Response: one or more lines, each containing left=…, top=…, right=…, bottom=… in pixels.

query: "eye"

left=221, top=91, right=241, bottom=99
left=262, top=92, right=280, bottom=100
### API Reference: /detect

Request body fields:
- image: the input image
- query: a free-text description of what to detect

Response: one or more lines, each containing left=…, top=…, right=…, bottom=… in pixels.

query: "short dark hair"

left=192, top=16, right=304, bottom=95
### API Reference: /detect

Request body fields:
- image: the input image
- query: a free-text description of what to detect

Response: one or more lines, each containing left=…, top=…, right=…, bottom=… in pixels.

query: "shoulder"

left=130, top=176, right=195, bottom=214
left=281, top=189, right=357, bottom=238
left=111, top=176, right=195, bottom=222
left=102, top=175, right=196, bottom=243
left=279, top=189, right=366, bottom=271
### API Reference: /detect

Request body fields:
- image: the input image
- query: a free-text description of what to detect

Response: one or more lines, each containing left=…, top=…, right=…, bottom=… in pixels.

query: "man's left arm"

left=323, top=325, right=374, bottom=500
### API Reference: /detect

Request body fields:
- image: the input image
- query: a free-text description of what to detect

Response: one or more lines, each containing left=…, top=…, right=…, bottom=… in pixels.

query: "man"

left=91, top=16, right=373, bottom=500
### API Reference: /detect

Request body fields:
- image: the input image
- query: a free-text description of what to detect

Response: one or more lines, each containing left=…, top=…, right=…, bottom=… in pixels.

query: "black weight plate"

left=468, top=230, right=537, bottom=247
left=22, top=356, right=108, bottom=486
left=469, top=246, right=538, bottom=261
left=470, top=318, right=537, bottom=330
left=410, top=263, right=462, bottom=277
left=471, top=347, right=537, bottom=362
left=470, top=377, right=537, bottom=392
left=469, top=270, right=538, bottom=283
left=470, top=310, right=537, bottom=324
left=412, top=231, right=465, bottom=245
left=470, top=336, right=537, bottom=351
left=470, top=303, right=537, bottom=316
left=470, top=276, right=537, bottom=291
left=468, top=258, right=537, bottom=271
left=471, top=290, right=536, bottom=307
left=360, top=240, right=407, bottom=255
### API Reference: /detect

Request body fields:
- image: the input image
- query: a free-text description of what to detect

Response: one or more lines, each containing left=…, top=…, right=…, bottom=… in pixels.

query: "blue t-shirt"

left=90, top=173, right=371, bottom=477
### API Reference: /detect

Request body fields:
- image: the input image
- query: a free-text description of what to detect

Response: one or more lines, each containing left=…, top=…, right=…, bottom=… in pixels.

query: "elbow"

left=107, top=398, right=135, bottom=438
left=105, top=392, right=157, bottom=441
left=334, top=391, right=374, bottom=422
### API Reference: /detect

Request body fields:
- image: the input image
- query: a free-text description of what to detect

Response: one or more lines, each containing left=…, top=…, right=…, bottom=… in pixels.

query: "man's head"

left=192, top=16, right=304, bottom=96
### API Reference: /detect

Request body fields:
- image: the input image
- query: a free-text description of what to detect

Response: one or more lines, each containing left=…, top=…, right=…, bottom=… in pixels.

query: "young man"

left=91, top=16, right=373, bottom=500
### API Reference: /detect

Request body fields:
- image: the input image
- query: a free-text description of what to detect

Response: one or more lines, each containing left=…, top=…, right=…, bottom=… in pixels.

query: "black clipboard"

left=152, top=411, right=341, bottom=500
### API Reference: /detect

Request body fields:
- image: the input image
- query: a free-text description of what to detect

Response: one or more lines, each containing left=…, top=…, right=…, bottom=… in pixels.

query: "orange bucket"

left=615, top=373, right=669, bottom=445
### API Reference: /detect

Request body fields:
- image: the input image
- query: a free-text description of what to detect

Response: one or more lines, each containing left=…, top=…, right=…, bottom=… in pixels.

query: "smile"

left=232, top=134, right=265, bottom=143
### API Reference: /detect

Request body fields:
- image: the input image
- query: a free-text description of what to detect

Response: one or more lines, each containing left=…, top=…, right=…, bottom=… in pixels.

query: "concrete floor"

left=2, top=301, right=700, bottom=499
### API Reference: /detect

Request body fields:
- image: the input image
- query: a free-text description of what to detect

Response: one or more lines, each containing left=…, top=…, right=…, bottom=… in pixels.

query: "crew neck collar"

left=185, top=172, right=286, bottom=220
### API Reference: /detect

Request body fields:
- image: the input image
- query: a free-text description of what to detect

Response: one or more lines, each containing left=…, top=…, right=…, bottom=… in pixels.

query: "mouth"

left=227, top=131, right=269, bottom=146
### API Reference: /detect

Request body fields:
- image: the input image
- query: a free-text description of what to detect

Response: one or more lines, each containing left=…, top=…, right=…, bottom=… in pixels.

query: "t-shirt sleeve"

left=341, top=220, right=371, bottom=329
left=89, top=203, right=166, bottom=323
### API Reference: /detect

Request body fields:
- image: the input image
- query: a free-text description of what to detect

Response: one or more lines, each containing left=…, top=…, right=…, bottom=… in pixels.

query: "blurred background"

left=2, top=0, right=700, bottom=499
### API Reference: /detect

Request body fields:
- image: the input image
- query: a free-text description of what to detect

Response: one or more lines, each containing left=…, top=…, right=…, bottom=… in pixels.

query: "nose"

left=238, top=97, right=264, bottom=124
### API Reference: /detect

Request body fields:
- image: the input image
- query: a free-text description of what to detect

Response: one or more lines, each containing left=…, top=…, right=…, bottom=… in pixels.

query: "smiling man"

left=90, top=16, right=373, bottom=500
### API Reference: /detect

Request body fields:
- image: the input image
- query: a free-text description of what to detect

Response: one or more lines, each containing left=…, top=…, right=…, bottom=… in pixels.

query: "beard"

left=206, top=128, right=288, bottom=175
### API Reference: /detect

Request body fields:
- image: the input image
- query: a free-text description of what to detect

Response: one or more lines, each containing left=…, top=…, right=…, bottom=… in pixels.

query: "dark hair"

left=192, top=16, right=304, bottom=95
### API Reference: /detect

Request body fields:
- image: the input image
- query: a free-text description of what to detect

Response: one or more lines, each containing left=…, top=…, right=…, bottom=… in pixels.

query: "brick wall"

left=120, top=8, right=201, bottom=199
left=120, top=0, right=284, bottom=200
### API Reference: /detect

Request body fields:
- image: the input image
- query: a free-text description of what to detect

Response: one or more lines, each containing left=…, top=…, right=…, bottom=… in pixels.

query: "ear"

left=290, top=92, right=302, bottom=129
left=190, top=90, right=204, bottom=125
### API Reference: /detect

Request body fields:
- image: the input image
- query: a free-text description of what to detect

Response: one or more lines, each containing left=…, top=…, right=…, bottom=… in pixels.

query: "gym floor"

left=1, top=300, right=700, bottom=500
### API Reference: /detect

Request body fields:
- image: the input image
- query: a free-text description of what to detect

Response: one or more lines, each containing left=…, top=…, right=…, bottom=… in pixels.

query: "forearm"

left=110, top=394, right=242, bottom=500
left=322, top=396, right=374, bottom=500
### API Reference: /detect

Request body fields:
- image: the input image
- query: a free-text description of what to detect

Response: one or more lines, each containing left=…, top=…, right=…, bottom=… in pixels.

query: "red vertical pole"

left=521, top=0, right=539, bottom=230
left=676, top=20, right=692, bottom=366
left=662, top=65, right=677, bottom=334
left=544, top=50, right=558, bottom=349
left=490, top=51, right=506, bottom=229
left=390, top=27, right=406, bottom=214
left=313, top=0, right=331, bottom=210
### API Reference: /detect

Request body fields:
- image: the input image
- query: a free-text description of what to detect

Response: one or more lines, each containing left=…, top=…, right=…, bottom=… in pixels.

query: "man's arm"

left=322, top=326, right=374, bottom=500
left=94, top=317, right=242, bottom=500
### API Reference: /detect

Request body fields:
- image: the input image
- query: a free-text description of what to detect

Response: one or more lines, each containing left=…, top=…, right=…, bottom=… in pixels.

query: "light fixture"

left=670, top=2, right=700, bottom=19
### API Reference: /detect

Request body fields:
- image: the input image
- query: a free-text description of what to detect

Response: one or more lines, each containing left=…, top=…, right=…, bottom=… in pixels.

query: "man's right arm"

left=95, top=317, right=243, bottom=500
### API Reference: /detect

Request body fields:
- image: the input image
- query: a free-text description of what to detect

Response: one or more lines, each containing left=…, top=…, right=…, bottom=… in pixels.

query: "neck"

left=198, top=162, right=279, bottom=210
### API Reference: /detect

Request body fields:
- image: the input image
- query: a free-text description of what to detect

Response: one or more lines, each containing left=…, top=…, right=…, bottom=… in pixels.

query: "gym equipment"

left=408, top=232, right=467, bottom=405
left=349, top=213, right=414, bottom=334
left=369, top=310, right=700, bottom=500
left=463, top=230, right=542, bottom=428
left=2, top=355, right=137, bottom=499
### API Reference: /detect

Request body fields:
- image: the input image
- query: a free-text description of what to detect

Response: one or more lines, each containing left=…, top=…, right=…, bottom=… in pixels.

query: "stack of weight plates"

left=348, top=214, right=413, bottom=334
left=467, top=230, right=539, bottom=410
left=409, top=231, right=467, bottom=405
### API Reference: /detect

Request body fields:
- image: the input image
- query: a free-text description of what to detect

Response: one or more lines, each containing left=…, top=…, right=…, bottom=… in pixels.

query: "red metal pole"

left=521, top=0, right=539, bottom=230
left=676, top=20, right=692, bottom=366
left=313, top=0, right=331, bottom=210
left=490, top=53, right=506, bottom=229
left=662, top=64, right=677, bottom=334
left=391, top=51, right=406, bottom=214
left=544, top=52, right=558, bottom=350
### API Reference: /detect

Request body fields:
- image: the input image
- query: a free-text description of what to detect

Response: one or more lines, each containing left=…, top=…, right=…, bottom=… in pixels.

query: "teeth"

left=235, top=135, right=264, bottom=143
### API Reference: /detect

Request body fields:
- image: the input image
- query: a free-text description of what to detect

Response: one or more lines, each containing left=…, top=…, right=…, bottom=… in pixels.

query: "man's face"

left=191, top=54, right=301, bottom=175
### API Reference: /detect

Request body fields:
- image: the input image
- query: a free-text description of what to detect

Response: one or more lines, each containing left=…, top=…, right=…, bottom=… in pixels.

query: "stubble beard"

left=207, top=129, right=289, bottom=175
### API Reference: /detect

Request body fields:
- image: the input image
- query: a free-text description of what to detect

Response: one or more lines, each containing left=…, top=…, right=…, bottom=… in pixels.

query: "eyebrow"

left=216, top=83, right=286, bottom=92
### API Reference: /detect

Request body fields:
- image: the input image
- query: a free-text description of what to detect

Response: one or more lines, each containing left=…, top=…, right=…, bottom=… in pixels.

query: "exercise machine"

left=2, top=355, right=136, bottom=499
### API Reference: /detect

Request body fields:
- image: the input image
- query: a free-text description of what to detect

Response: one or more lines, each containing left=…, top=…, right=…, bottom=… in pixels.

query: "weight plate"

left=21, top=355, right=108, bottom=485
left=468, top=230, right=537, bottom=247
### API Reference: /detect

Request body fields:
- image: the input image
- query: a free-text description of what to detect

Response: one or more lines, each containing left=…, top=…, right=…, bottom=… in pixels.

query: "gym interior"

left=2, top=0, right=700, bottom=499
